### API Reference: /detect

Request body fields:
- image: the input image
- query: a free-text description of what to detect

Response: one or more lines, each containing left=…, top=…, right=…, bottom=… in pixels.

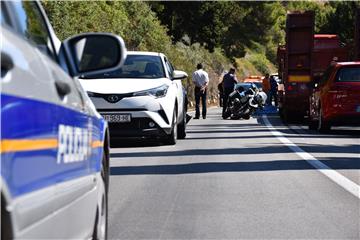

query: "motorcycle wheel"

left=243, top=114, right=250, bottom=120
left=222, top=110, right=231, bottom=119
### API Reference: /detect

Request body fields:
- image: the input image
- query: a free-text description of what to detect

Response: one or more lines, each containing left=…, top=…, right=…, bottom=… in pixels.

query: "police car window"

left=13, top=1, right=55, bottom=59
left=1, top=2, right=11, bottom=26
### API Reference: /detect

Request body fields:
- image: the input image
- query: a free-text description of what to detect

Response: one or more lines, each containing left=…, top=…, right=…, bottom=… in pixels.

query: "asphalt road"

left=108, top=107, right=360, bottom=239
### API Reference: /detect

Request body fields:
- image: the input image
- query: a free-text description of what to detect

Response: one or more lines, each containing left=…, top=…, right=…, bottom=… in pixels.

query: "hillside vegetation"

left=43, top=1, right=359, bottom=102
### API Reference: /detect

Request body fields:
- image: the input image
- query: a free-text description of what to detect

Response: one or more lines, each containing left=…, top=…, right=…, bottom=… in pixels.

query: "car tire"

left=1, top=196, right=13, bottom=240
left=165, top=109, right=177, bottom=145
left=92, top=154, right=108, bottom=240
left=318, top=106, right=331, bottom=133
left=177, top=110, right=186, bottom=139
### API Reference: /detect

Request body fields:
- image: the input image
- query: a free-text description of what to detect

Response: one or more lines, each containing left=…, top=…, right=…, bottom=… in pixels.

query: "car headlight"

left=133, top=84, right=169, bottom=98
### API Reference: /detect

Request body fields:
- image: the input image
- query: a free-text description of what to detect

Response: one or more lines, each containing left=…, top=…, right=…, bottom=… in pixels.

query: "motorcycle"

left=222, top=83, right=267, bottom=120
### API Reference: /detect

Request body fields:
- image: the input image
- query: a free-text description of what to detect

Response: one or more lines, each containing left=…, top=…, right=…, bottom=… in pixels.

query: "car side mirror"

left=172, top=70, right=188, bottom=80
left=62, top=33, right=127, bottom=77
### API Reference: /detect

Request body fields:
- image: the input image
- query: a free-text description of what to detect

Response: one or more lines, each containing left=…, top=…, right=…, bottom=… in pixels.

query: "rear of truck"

left=281, top=11, right=314, bottom=121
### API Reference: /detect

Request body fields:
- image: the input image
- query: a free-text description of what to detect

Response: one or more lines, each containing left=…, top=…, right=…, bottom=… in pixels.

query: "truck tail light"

left=287, top=85, right=294, bottom=91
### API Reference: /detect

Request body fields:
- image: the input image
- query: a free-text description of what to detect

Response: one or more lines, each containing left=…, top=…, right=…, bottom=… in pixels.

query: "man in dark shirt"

left=221, top=68, right=238, bottom=118
left=268, top=75, right=278, bottom=106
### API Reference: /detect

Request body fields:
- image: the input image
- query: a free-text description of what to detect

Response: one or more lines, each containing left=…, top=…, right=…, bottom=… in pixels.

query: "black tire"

left=278, top=107, right=283, bottom=118
left=165, top=109, right=177, bottom=145
left=92, top=154, right=108, bottom=240
left=222, top=108, right=231, bottom=119
left=308, top=119, right=318, bottom=130
left=318, top=106, right=331, bottom=133
left=243, top=114, right=250, bottom=120
left=1, top=196, right=13, bottom=240
left=282, top=109, right=291, bottom=123
left=177, top=110, right=186, bottom=139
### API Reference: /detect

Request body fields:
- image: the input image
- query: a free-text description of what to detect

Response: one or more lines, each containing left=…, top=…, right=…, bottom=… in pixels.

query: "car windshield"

left=82, top=55, right=165, bottom=79
left=336, top=67, right=360, bottom=82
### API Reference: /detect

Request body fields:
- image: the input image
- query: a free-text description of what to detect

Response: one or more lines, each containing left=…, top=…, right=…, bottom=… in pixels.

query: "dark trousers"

left=267, top=90, right=278, bottom=106
left=195, top=87, right=207, bottom=118
left=222, top=88, right=233, bottom=116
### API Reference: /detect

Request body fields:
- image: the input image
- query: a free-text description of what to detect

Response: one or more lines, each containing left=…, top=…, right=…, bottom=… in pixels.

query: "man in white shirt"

left=192, top=63, right=209, bottom=119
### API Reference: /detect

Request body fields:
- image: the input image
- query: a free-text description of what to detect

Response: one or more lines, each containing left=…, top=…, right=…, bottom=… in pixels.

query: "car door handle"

left=55, top=80, right=71, bottom=98
left=1, top=52, right=14, bottom=77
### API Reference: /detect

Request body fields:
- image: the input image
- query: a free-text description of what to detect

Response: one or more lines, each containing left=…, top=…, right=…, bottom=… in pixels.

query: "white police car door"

left=1, top=1, right=98, bottom=238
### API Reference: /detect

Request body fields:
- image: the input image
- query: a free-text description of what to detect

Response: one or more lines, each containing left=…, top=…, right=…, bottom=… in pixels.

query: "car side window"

left=12, top=1, right=56, bottom=60
left=164, top=57, right=174, bottom=78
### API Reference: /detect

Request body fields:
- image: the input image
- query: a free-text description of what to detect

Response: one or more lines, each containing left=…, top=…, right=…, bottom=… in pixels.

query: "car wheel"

left=1, top=196, right=13, bottom=240
left=165, top=109, right=177, bottom=145
left=317, top=106, right=331, bottom=133
left=92, top=154, right=108, bottom=240
left=177, top=109, right=186, bottom=139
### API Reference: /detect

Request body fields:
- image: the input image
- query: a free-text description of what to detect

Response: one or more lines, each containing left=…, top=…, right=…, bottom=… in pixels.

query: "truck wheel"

left=308, top=112, right=318, bottom=130
left=317, top=106, right=331, bottom=133
left=308, top=119, right=318, bottom=130
left=282, top=109, right=292, bottom=123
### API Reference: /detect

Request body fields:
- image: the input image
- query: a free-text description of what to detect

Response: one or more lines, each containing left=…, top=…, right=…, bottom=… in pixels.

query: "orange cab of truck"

left=308, top=62, right=360, bottom=132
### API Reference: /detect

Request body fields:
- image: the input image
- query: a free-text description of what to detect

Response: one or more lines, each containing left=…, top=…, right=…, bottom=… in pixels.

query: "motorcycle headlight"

left=133, top=84, right=169, bottom=98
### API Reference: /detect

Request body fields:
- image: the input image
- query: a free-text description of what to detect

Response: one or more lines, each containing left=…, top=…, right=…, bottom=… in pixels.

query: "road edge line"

left=262, top=115, right=360, bottom=200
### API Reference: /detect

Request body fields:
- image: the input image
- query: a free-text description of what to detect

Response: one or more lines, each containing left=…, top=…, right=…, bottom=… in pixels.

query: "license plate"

left=102, top=114, right=131, bottom=123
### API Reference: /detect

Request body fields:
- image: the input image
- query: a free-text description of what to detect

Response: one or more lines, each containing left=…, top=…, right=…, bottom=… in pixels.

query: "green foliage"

left=247, top=52, right=276, bottom=76
left=42, top=0, right=230, bottom=102
left=42, top=0, right=357, bottom=102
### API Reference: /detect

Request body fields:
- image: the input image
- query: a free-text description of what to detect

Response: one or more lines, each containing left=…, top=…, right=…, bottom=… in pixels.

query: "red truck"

left=355, top=8, right=360, bottom=60
left=278, top=11, right=349, bottom=122
left=278, top=11, right=314, bottom=121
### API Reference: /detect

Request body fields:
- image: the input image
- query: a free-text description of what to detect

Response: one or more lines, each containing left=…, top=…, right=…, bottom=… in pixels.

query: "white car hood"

left=79, top=78, right=170, bottom=94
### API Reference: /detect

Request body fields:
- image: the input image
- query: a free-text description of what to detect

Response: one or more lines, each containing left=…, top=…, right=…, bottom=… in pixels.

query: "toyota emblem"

left=107, top=95, right=119, bottom=103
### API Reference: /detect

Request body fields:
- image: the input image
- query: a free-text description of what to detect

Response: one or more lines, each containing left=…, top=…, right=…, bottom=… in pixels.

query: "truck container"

left=278, top=12, right=350, bottom=122
left=280, top=11, right=314, bottom=121
left=355, top=8, right=360, bottom=60
left=312, top=34, right=349, bottom=82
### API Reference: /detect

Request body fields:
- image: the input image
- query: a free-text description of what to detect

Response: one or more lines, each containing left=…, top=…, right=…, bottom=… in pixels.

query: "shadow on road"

left=110, top=144, right=359, bottom=158
left=110, top=157, right=360, bottom=175
left=110, top=139, right=163, bottom=148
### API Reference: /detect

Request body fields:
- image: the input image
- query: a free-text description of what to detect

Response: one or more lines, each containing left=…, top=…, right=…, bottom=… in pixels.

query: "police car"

left=1, top=1, right=126, bottom=239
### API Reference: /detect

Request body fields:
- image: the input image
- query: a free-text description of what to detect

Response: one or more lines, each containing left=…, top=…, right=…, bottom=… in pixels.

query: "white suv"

left=80, top=51, right=188, bottom=145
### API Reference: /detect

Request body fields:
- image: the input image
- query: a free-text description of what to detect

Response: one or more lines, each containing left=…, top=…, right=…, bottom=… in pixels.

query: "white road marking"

left=263, top=115, right=360, bottom=199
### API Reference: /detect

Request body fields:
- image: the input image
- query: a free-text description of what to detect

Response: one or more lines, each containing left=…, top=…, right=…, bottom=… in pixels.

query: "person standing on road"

left=192, top=63, right=209, bottom=119
left=268, top=75, right=278, bottom=106
left=222, top=67, right=238, bottom=118
left=262, top=73, right=271, bottom=103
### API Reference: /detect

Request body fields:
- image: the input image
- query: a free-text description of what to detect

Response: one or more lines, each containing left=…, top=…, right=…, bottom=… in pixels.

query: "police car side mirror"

left=62, top=33, right=127, bottom=77
left=172, top=70, right=188, bottom=80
